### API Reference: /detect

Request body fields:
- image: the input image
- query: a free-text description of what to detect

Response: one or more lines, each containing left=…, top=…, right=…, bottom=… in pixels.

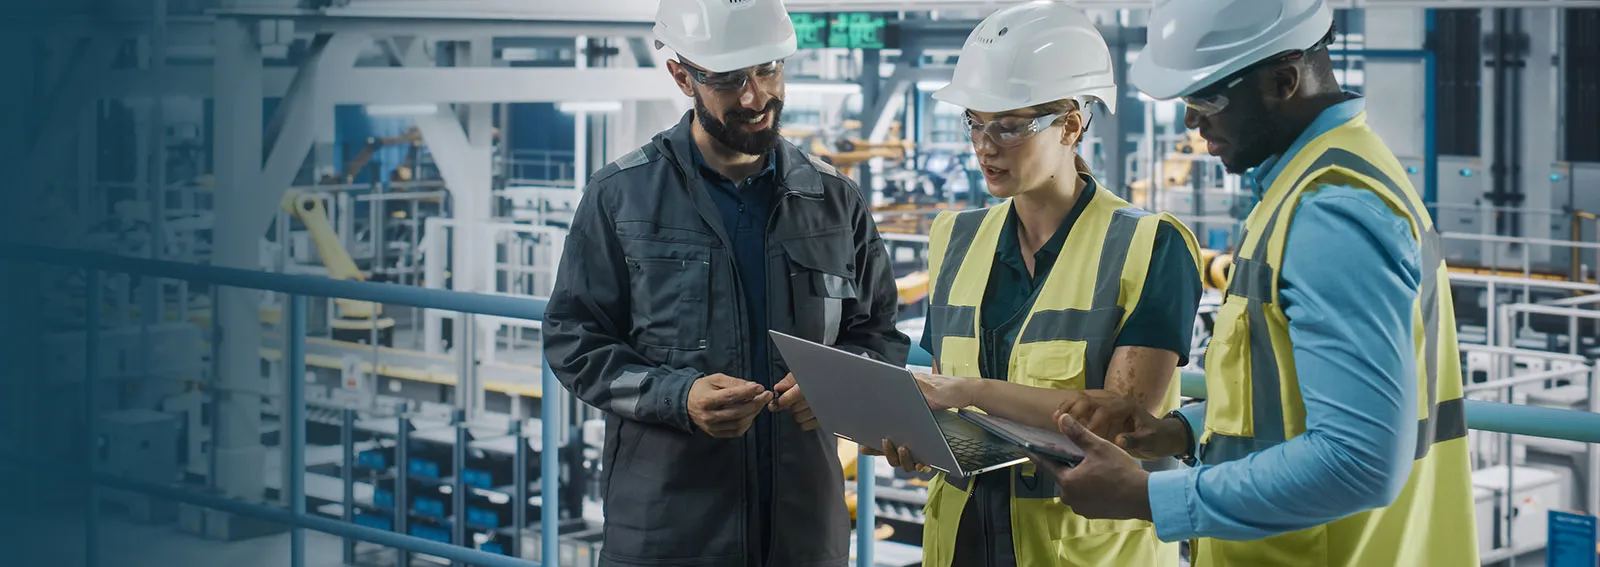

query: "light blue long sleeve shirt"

left=1147, top=96, right=1424, bottom=542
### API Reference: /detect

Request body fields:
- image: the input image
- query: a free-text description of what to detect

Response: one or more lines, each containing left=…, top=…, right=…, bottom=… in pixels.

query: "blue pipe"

left=1423, top=52, right=1438, bottom=217
left=288, top=295, right=307, bottom=567
left=93, top=472, right=541, bottom=567
left=0, top=245, right=546, bottom=322
left=1325, top=49, right=1438, bottom=215
left=540, top=357, right=560, bottom=564
left=855, top=457, right=876, bottom=567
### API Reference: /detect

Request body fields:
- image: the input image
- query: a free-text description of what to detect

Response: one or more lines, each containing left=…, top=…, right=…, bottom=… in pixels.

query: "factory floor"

left=6, top=503, right=1549, bottom=567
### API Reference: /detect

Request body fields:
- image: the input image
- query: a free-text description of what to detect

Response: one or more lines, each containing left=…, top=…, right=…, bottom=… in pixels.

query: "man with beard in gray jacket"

left=541, top=1, right=910, bottom=565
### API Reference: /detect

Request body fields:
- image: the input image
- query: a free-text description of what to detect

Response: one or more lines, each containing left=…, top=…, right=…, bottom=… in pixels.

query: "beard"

left=695, top=94, right=785, bottom=156
left=1219, top=95, right=1293, bottom=175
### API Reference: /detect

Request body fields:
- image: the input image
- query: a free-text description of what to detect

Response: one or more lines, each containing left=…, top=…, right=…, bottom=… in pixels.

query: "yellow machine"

left=281, top=190, right=397, bottom=345
left=1129, top=130, right=1209, bottom=208
left=784, top=120, right=915, bottom=177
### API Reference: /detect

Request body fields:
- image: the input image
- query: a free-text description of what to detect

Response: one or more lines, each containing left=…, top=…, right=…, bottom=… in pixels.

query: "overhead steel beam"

left=626, top=36, right=656, bottom=67
left=255, top=33, right=367, bottom=234
left=861, top=52, right=953, bottom=143
left=100, top=66, right=683, bottom=102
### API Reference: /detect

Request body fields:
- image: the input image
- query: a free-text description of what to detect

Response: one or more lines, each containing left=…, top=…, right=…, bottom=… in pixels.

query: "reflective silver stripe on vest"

left=1226, top=256, right=1275, bottom=302
left=1203, top=147, right=1464, bottom=463
left=927, top=210, right=988, bottom=361
left=1016, top=208, right=1148, bottom=391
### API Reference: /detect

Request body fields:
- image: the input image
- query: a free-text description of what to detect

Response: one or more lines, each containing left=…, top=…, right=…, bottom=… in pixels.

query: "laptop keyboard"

left=947, top=434, right=1027, bottom=472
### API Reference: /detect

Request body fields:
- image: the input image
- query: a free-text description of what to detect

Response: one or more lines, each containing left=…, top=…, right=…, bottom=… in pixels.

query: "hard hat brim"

left=656, top=31, right=799, bottom=74
left=1129, top=53, right=1236, bottom=100
left=931, top=85, right=1038, bottom=114
left=934, top=84, right=1119, bottom=116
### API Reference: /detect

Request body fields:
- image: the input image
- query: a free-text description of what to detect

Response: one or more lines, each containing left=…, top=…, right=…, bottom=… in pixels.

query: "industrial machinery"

left=790, top=120, right=916, bottom=178
left=1129, top=130, right=1211, bottom=204
left=321, top=127, right=423, bottom=186
left=281, top=190, right=397, bottom=346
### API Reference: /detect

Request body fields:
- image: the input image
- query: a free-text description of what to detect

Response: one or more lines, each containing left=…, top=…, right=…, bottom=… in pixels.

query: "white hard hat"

left=1130, top=0, right=1334, bottom=100
left=653, top=0, right=799, bottom=74
left=933, top=1, right=1118, bottom=114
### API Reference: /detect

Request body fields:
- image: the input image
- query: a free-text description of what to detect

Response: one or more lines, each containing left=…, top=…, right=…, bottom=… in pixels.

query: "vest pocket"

left=1014, top=341, right=1088, bottom=389
left=1015, top=490, right=1153, bottom=540
left=1201, top=298, right=1253, bottom=439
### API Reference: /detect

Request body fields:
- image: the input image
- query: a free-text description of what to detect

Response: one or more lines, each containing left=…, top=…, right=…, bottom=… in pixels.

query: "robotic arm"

left=281, top=191, right=382, bottom=321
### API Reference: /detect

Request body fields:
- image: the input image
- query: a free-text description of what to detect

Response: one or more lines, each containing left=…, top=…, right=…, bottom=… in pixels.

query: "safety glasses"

left=1181, top=33, right=1336, bottom=116
left=681, top=59, right=786, bottom=94
left=964, top=113, right=1063, bottom=148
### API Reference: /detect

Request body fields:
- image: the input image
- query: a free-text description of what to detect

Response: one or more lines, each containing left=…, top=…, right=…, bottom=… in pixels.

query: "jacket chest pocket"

left=623, top=241, right=712, bottom=351
left=780, top=231, right=858, bottom=346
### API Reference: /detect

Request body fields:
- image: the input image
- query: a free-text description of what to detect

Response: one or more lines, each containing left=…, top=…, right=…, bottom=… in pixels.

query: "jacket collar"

left=656, top=110, right=825, bottom=197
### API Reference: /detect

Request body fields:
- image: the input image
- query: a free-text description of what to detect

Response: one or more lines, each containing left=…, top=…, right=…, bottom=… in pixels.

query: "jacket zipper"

left=759, top=188, right=818, bottom=566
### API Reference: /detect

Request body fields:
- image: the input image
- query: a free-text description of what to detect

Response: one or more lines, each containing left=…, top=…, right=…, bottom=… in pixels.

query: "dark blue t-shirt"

left=689, top=141, right=780, bottom=560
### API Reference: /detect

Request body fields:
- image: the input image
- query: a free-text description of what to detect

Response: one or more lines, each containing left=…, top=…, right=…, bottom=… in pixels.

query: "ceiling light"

left=365, top=104, right=439, bottom=117
left=558, top=101, right=623, bottom=113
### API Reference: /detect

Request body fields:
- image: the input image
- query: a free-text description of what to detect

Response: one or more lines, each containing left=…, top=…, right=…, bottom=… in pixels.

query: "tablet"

left=956, top=409, right=1085, bottom=466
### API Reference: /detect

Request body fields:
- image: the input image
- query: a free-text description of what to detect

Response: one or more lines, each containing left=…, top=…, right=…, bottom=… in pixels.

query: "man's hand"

left=769, top=373, right=819, bottom=431
left=687, top=374, right=773, bottom=438
left=862, top=439, right=932, bottom=474
left=1029, top=414, right=1153, bottom=522
left=913, top=372, right=979, bottom=411
left=1056, top=391, right=1188, bottom=460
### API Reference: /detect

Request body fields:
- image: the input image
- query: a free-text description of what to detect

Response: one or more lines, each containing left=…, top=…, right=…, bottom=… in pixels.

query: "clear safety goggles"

left=964, top=113, right=1064, bottom=148
left=1180, top=33, right=1336, bottom=116
left=681, top=59, right=786, bottom=94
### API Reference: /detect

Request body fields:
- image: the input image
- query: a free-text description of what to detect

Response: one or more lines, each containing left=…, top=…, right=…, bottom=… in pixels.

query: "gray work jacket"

left=542, top=111, right=910, bottom=567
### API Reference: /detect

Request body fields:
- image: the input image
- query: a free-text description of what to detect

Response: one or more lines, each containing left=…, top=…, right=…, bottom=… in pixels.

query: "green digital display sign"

left=792, top=12, right=897, bottom=50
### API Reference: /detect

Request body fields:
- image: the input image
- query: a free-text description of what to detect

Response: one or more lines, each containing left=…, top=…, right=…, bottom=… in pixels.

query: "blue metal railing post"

left=452, top=408, right=469, bottom=566
left=541, top=357, right=560, bottom=565
left=396, top=410, right=412, bottom=567
left=512, top=419, right=528, bottom=558
left=341, top=408, right=357, bottom=564
left=855, top=456, right=876, bottom=567
left=288, top=294, right=307, bottom=567
left=85, top=269, right=101, bottom=567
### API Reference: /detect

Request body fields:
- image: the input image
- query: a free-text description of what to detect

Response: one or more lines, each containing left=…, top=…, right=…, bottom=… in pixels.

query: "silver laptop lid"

left=768, top=330, right=964, bottom=475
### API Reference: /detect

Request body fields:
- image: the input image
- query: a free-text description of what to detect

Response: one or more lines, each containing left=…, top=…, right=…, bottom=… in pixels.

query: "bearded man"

left=541, top=1, right=909, bottom=565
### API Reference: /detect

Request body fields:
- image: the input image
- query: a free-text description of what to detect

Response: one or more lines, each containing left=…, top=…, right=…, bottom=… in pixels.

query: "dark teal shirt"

left=920, top=175, right=1202, bottom=379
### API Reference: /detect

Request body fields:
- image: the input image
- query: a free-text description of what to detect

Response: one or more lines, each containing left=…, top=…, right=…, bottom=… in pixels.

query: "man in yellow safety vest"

left=1028, top=1, right=1480, bottom=566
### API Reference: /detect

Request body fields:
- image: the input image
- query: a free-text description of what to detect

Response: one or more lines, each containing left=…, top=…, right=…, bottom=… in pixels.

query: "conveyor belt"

left=261, top=337, right=542, bottom=398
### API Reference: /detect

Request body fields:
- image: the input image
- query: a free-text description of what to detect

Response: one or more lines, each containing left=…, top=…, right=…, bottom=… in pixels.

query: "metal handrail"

left=906, top=346, right=1600, bottom=444
left=11, top=243, right=1600, bottom=566
left=0, top=244, right=557, bottom=567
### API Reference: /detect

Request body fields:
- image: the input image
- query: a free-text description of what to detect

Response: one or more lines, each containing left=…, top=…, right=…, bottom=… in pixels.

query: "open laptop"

left=769, top=330, right=1027, bottom=479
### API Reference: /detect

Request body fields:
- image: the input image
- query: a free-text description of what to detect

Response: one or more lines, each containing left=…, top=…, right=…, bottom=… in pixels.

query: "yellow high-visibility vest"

left=1194, top=111, right=1478, bottom=566
left=922, top=185, right=1199, bottom=567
